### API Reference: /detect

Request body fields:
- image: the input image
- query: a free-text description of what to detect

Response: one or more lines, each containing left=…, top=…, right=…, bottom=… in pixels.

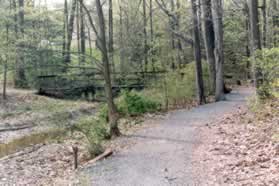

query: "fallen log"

left=84, top=148, right=113, bottom=167
left=0, top=125, right=33, bottom=132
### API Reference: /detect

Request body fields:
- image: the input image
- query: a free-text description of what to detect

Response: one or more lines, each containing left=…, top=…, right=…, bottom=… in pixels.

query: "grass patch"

left=0, top=128, right=67, bottom=158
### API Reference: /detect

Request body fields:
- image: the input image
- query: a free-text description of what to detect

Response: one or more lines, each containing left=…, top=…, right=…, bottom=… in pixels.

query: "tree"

left=108, top=0, right=115, bottom=75
left=271, top=0, right=279, bottom=46
left=201, top=0, right=216, bottom=94
left=80, top=0, right=120, bottom=136
left=248, top=0, right=262, bottom=94
left=80, top=0, right=86, bottom=64
left=65, top=0, right=77, bottom=64
left=191, top=0, right=206, bottom=105
left=262, top=0, right=267, bottom=47
left=118, top=0, right=125, bottom=73
left=212, top=0, right=225, bottom=101
left=62, top=0, right=68, bottom=61
left=96, top=0, right=120, bottom=136
left=14, top=0, right=27, bottom=88
left=143, top=0, right=148, bottom=72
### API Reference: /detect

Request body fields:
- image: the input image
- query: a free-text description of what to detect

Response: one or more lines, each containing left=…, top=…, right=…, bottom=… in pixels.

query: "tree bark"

left=212, top=0, right=225, bottom=101
left=95, top=0, right=120, bottom=137
left=201, top=0, right=216, bottom=94
left=272, top=0, right=279, bottom=46
left=150, top=0, right=155, bottom=71
left=191, top=0, right=206, bottom=105
left=108, top=0, right=116, bottom=76
left=143, top=0, right=148, bottom=72
left=15, top=0, right=27, bottom=88
left=62, top=0, right=68, bottom=61
left=76, top=0, right=81, bottom=64
left=80, top=0, right=86, bottom=63
left=119, top=1, right=125, bottom=73
left=170, top=0, right=176, bottom=70
left=244, top=2, right=251, bottom=79
left=248, top=0, right=263, bottom=94
left=262, top=0, right=267, bottom=47
left=65, top=0, right=77, bottom=64
left=150, top=0, right=154, bottom=42
left=176, top=0, right=183, bottom=69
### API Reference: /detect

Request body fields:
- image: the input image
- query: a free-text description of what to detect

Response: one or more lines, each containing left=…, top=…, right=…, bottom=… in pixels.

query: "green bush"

left=73, top=116, right=108, bottom=157
left=117, top=90, right=160, bottom=116
left=254, top=48, right=279, bottom=98
left=142, top=62, right=210, bottom=109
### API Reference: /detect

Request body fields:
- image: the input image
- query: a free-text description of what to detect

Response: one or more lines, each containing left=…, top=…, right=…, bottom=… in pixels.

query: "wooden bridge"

left=37, top=66, right=165, bottom=100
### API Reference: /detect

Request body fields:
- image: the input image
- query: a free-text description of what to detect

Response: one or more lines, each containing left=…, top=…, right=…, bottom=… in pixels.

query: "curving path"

left=83, top=88, right=253, bottom=186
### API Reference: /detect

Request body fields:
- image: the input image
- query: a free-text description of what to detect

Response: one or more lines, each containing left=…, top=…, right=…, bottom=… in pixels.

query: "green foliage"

left=142, top=62, right=210, bottom=108
left=117, top=90, right=160, bottom=116
left=74, top=116, right=108, bottom=157
left=254, top=48, right=279, bottom=98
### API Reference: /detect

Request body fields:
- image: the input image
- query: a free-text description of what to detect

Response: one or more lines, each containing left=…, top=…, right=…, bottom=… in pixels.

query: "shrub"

left=254, top=48, right=279, bottom=98
left=142, top=62, right=210, bottom=109
left=73, top=116, right=108, bottom=157
left=117, top=90, right=160, bottom=116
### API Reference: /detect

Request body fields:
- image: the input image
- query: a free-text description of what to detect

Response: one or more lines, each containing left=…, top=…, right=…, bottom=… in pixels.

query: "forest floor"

left=0, top=88, right=164, bottom=185
left=0, top=88, right=98, bottom=185
left=80, top=87, right=253, bottom=186
left=194, top=92, right=279, bottom=185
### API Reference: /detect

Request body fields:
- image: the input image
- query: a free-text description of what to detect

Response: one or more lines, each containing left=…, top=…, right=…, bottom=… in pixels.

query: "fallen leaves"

left=194, top=98, right=279, bottom=185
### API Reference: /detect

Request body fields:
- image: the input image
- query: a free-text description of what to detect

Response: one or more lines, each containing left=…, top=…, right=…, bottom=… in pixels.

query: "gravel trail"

left=83, top=88, right=253, bottom=186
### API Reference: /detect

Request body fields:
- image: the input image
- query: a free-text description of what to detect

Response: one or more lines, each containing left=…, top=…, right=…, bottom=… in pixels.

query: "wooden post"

left=72, top=146, right=78, bottom=169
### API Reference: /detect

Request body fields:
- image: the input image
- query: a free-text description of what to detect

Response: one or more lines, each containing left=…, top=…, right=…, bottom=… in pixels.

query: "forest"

left=0, top=0, right=278, bottom=185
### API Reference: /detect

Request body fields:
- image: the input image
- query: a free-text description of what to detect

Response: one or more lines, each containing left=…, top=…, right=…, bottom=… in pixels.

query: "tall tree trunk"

left=95, top=0, right=120, bottom=137
left=119, top=1, right=125, bottom=73
left=86, top=23, right=93, bottom=56
left=262, top=0, right=267, bottom=47
left=150, top=0, right=154, bottom=42
left=244, top=2, right=251, bottom=79
left=62, top=0, right=68, bottom=60
left=201, top=0, right=216, bottom=94
left=248, top=0, right=263, bottom=94
left=143, top=0, right=148, bottom=72
left=15, top=0, right=27, bottom=88
left=170, top=0, right=176, bottom=70
left=212, top=0, right=225, bottom=101
left=76, top=0, right=81, bottom=64
left=65, top=0, right=77, bottom=64
left=176, top=0, right=183, bottom=69
left=80, top=0, right=86, bottom=63
left=108, top=0, right=116, bottom=76
left=3, top=60, right=7, bottom=100
left=272, top=0, right=279, bottom=46
left=150, top=0, right=155, bottom=71
left=191, top=0, right=206, bottom=105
